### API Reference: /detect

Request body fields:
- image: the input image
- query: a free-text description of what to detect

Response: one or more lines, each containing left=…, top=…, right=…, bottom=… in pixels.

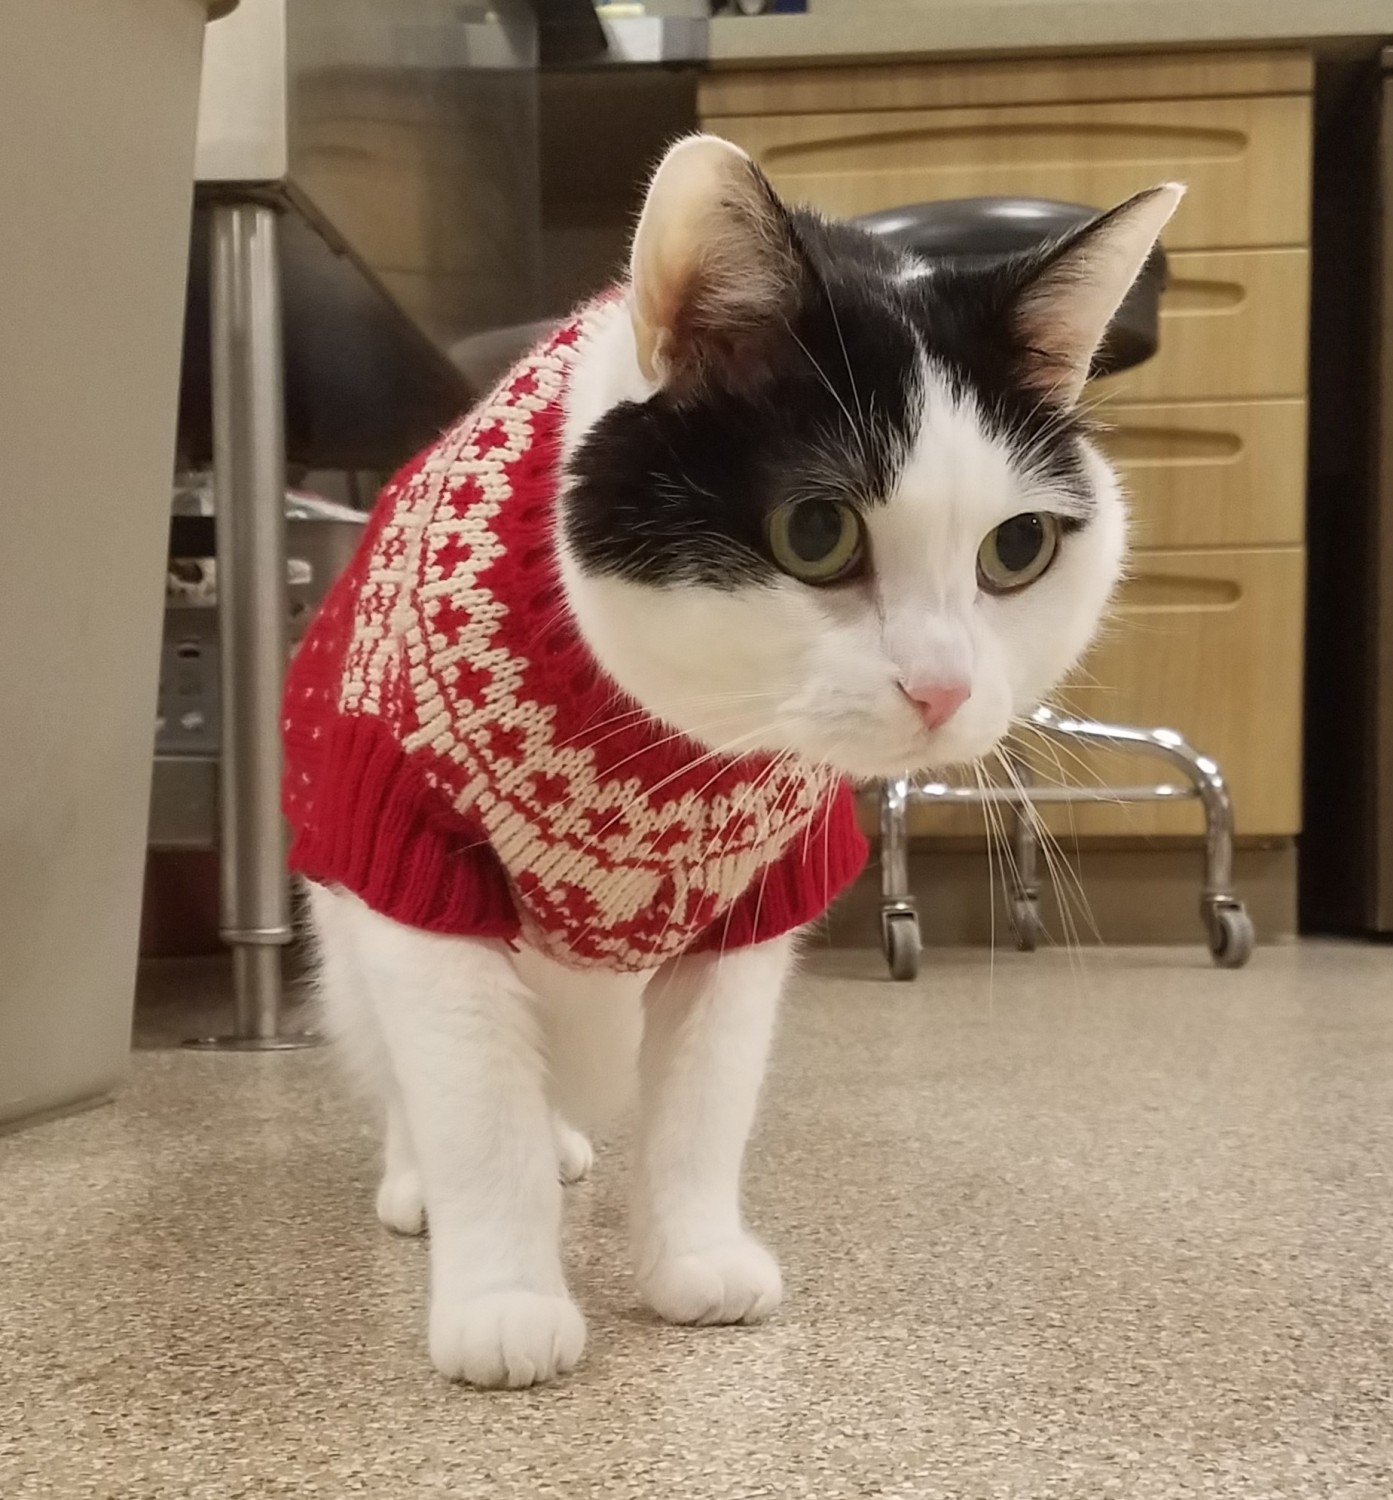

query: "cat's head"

left=557, top=135, right=1181, bottom=779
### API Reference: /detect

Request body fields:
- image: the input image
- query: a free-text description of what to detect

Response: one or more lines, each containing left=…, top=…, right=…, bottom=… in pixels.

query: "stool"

left=856, top=198, right=1252, bottom=977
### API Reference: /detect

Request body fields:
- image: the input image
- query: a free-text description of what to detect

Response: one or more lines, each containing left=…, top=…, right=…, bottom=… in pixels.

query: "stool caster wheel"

left=882, top=910, right=922, bottom=981
left=1206, top=902, right=1254, bottom=968
left=1010, top=895, right=1044, bottom=952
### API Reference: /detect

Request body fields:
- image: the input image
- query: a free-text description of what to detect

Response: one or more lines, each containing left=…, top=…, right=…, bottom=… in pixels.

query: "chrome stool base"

left=878, top=705, right=1255, bottom=980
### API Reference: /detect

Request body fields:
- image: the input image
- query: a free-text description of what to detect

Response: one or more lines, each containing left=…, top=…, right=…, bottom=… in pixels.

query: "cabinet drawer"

left=1098, top=399, right=1306, bottom=548
left=1094, top=249, right=1308, bottom=402
left=706, top=94, right=1311, bottom=250
left=907, top=547, right=1304, bottom=838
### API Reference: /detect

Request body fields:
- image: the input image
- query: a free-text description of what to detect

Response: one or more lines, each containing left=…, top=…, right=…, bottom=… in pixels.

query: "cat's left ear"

left=629, top=133, right=807, bottom=398
left=1013, top=183, right=1185, bottom=406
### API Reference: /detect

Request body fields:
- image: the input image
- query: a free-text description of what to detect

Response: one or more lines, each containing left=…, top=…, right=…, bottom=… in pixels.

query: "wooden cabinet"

left=702, top=50, right=1312, bottom=838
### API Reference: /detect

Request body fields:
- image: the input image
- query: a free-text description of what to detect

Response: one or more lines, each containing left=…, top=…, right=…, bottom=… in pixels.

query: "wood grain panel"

left=1098, top=399, right=1306, bottom=548
left=906, top=547, right=1305, bottom=838
left=707, top=95, right=1312, bottom=250
left=701, top=51, right=1313, bottom=118
left=1094, top=249, right=1309, bottom=401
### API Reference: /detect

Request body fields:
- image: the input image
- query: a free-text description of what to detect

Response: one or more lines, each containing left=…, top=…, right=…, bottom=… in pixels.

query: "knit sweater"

left=282, top=301, right=867, bottom=973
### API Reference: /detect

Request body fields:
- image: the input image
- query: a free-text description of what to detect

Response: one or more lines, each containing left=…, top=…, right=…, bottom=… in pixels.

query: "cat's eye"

left=767, top=498, right=866, bottom=585
left=977, top=512, right=1061, bottom=594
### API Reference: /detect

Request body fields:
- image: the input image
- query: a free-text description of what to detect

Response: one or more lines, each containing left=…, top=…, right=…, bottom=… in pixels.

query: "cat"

left=283, top=134, right=1180, bottom=1388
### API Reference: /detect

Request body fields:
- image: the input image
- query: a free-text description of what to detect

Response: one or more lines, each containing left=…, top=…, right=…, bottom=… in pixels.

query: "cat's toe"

left=375, top=1170, right=426, bottom=1236
left=429, top=1291, right=585, bottom=1388
left=554, top=1118, right=594, bottom=1184
left=639, top=1236, right=783, bottom=1326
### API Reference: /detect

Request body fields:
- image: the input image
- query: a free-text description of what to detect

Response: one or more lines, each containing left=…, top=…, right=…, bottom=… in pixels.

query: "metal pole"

left=879, top=775, right=914, bottom=914
left=189, top=202, right=306, bottom=1050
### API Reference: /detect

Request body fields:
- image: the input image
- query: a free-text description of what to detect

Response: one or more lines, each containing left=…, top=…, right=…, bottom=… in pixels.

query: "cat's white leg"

left=343, top=896, right=584, bottom=1388
left=375, top=1100, right=582, bottom=1224
left=376, top=1099, right=426, bottom=1235
left=307, top=883, right=426, bottom=1235
left=632, top=934, right=792, bottom=1326
left=512, top=944, right=645, bottom=1132
left=513, top=942, right=647, bottom=1188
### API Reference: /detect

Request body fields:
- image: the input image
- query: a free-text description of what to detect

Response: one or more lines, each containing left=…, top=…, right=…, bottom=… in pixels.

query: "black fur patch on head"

left=898, top=256, right=1093, bottom=503
left=563, top=207, right=1095, bottom=590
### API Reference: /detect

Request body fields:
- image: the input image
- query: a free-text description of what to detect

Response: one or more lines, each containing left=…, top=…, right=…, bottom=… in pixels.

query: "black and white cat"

left=302, top=136, right=1180, bottom=1387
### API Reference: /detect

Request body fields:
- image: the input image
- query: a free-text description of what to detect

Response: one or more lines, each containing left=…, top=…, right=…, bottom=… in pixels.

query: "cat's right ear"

left=629, top=134, right=806, bottom=399
left=1011, top=183, right=1185, bottom=407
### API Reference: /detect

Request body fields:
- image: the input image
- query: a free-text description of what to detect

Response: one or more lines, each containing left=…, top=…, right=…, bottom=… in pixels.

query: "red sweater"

left=282, top=303, right=867, bottom=972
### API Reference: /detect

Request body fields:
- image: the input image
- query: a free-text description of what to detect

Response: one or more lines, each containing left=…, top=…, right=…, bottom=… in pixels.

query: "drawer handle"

left=1163, top=278, right=1247, bottom=313
left=1118, top=574, right=1242, bottom=612
left=1106, top=426, right=1244, bottom=465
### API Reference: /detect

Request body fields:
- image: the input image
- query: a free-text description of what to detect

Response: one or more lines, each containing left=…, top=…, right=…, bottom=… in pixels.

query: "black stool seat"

left=853, top=196, right=1166, bottom=378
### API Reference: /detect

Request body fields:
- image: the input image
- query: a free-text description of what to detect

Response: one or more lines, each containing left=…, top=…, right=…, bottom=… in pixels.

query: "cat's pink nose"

left=900, top=679, right=970, bottom=731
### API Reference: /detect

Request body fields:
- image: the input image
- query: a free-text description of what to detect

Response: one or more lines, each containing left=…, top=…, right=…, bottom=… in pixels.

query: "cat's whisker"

left=1004, top=732, right=1135, bottom=941
left=788, top=328, right=871, bottom=474
left=716, top=751, right=805, bottom=957
left=995, top=748, right=1101, bottom=977
left=580, top=714, right=774, bottom=806
left=823, top=286, right=871, bottom=471
left=571, top=690, right=788, bottom=754
left=975, top=757, right=1027, bottom=996
left=654, top=741, right=806, bottom=965
left=1004, top=786, right=1084, bottom=974
left=679, top=748, right=793, bottom=957
left=1005, top=729, right=1150, bottom=980
left=567, top=720, right=811, bottom=963
left=972, top=758, right=999, bottom=1001
left=578, top=729, right=770, bottom=856
left=1009, top=721, right=1136, bottom=819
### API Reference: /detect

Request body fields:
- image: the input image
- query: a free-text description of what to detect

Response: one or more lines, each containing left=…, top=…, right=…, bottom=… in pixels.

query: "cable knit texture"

left=282, top=302, right=867, bottom=972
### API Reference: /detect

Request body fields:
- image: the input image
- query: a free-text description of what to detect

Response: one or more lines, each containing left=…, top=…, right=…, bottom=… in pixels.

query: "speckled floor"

left=3, top=943, right=1393, bottom=1499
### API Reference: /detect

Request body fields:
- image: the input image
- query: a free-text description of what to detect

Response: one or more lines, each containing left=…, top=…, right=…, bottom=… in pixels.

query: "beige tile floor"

left=3, top=943, right=1392, bottom=1499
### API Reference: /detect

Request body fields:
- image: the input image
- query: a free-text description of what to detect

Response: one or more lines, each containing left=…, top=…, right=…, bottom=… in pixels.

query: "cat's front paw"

left=429, top=1291, right=586, bottom=1388
left=638, top=1236, right=783, bottom=1326
left=375, top=1168, right=426, bottom=1236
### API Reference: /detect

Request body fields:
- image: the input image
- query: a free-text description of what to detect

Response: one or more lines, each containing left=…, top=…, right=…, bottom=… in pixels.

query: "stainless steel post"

left=878, top=774, right=922, bottom=979
left=190, top=202, right=306, bottom=1050
left=879, top=775, right=914, bottom=913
